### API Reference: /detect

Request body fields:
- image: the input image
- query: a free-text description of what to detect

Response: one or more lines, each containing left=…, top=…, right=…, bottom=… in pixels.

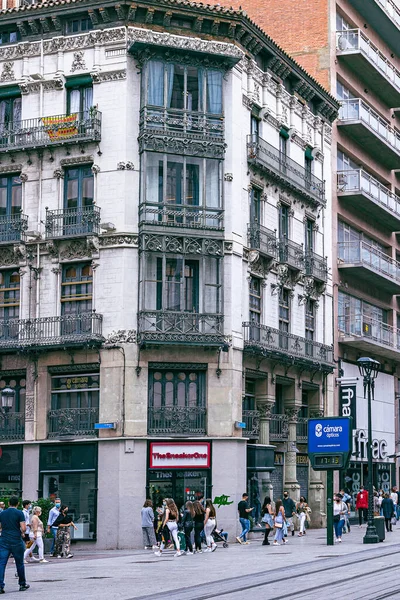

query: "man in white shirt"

left=391, top=487, right=399, bottom=521
left=21, top=500, right=31, bottom=543
left=47, top=498, right=61, bottom=556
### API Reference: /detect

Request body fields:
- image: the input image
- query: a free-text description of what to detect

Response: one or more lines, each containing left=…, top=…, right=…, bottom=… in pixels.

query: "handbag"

left=274, top=520, right=283, bottom=529
left=333, top=514, right=340, bottom=523
left=391, top=516, right=397, bottom=525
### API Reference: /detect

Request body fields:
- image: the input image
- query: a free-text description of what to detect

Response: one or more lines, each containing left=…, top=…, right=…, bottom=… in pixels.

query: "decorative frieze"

left=91, top=69, right=127, bottom=84
left=141, top=234, right=223, bottom=257
left=104, top=329, right=137, bottom=344
left=99, top=234, right=138, bottom=248
left=139, top=132, right=226, bottom=160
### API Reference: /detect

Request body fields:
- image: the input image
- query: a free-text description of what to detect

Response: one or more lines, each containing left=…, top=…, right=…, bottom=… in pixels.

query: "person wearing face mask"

left=47, top=498, right=61, bottom=557
left=53, top=505, right=77, bottom=559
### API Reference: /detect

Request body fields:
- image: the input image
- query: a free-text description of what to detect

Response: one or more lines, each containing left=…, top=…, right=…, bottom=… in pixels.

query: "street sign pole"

left=326, top=470, right=334, bottom=546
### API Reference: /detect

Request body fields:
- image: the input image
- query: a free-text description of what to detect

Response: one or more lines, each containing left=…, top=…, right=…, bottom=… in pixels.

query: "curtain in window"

left=83, top=87, right=93, bottom=117
left=205, top=160, right=220, bottom=209
left=12, top=98, right=21, bottom=125
left=148, top=60, right=164, bottom=106
left=206, top=71, right=222, bottom=114
left=166, top=64, right=175, bottom=108
left=69, top=89, right=81, bottom=114
left=0, top=101, right=6, bottom=134
left=198, top=69, right=204, bottom=112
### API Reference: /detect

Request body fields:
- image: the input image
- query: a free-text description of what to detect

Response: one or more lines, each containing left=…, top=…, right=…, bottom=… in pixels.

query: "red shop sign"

left=149, top=442, right=211, bottom=469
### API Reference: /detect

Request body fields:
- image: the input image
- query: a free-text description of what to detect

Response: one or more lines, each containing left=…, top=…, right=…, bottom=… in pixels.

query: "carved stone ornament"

left=0, top=246, right=20, bottom=268
left=91, top=164, right=101, bottom=175
left=141, top=234, right=223, bottom=256
left=224, top=173, right=233, bottom=182
left=53, top=168, right=64, bottom=179
left=105, top=329, right=137, bottom=345
left=59, top=239, right=94, bottom=261
left=99, top=234, right=138, bottom=248
left=285, top=407, right=301, bottom=423
left=223, top=241, right=233, bottom=254
left=71, top=51, right=87, bottom=73
left=46, top=240, right=59, bottom=259
left=1, top=62, right=15, bottom=82
left=91, top=69, right=127, bottom=84
left=309, top=408, right=324, bottom=419
left=60, top=156, right=94, bottom=167
left=139, top=132, right=226, bottom=160
left=25, top=394, right=34, bottom=421
left=19, top=173, right=28, bottom=183
left=258, top=401, right=274, bottom=420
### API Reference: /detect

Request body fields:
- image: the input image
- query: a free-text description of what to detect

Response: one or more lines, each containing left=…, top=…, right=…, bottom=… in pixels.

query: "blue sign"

left=235, top=421, right=246, bottom=429
left=308, top=417, right=351, bottom=454
left=94, top=423, right=116, bottom=430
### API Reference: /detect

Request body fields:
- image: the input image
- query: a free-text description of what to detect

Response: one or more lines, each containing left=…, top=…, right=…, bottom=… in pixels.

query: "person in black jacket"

left=181, top=501, right=195, bottom=555
left=382, top=493, right=395, bottom=532
left=193, top=501, right=205, bottom=553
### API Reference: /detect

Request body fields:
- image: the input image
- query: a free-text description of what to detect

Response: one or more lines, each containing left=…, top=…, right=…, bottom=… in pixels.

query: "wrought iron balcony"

left=269, top=414, right=289, bottom=441
left=247, top=134, right=325, bottom=206
left=147, top=406, right=206, bottom=436
left=338, top=99, right=400, bottom=169
left=0, top=313, right=103, bottom=352
left=138, top=311, right=224, bottom=346
left=338, top=314, right=400, bottom=360
left=45, top=206, right=101, bottom=239
left=296, top=417, right=308, bottom=442
left=139, top=202, right=224, bottom=232
left=336, top=29, right=400, bottom=106
left=305, top=250, right=328, bottom=282
left=278, top=237, right=305, bottom=271
left=47, top=407, right=99, bottom=439
left=347, top=0, right=400, bottom=56
left=0, top=412, right=24, bottom=441
left=337, top=169, right=400, bottom=230
left=140, top=106, right=224, bottom=138
left=0, top=111, right=102, bottom=153
left=0, top=213, right=28, bottom=244
left=242, top=409, right=260, bottom=438
left=243, top=322, right=334, bottom=370
left=338, top=240, right=400, bottom=294
left=247, top=224, right=277, bottom=260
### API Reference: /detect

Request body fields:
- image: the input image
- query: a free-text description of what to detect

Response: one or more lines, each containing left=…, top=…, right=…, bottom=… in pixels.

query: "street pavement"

left=4, top=524, right=400, bottom=599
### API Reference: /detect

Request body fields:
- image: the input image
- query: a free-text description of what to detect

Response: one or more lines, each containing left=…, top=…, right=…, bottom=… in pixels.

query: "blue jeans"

left=50, top=527, right=58, bottom=554
left=0, top=538, right=26, bottom=589
left=334, top=518, right=344, bottom=539
left=239, top=518, right=250, bottom=542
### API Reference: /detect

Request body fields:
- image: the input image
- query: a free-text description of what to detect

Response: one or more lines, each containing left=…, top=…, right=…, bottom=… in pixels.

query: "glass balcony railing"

left=338, top=315, right=395, bottom=347
left=338, top=240, right=400, bottom=282
left=339, top=98, right=400, bottom=153
left=337, top=169, right=400, bottom=216
left=376, top=0, right=400, bottom=27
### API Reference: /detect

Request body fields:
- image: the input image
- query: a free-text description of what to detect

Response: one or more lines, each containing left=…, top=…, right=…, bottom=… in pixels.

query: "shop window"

left=0, top=445, right=22, bottom=494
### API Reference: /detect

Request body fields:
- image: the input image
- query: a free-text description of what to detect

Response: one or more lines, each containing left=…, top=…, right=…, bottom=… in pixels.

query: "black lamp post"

left=357, top=357, right=380, bottom=544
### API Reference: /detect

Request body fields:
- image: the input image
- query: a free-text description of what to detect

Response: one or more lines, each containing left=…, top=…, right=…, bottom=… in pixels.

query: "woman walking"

left=53, top=505, right=78, bottom=559
left=204, top=499, right=217, bottom=553
left=333, top=494, right=347, bottom=543
left=24, top=506, right=48, bottom=564
left=181, top=501, right=195, bottom=555
left=193, top=500, right=206, bottom=553
left=273, top=500, right=287, bottom=546
left=296, top=497, right=308, bottom=537
left=141, top=499, right=157, bottom=550
left=382, top=493, right=395, bottom=532
left=154, top=498, right=182, bottom=557
left=261, top=497, right=274, bottom=546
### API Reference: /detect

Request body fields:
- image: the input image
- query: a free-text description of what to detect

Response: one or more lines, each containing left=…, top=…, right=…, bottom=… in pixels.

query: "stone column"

left=284, top=407, right=301, bottom=501
left=308, top=407, right=326, bottom=527
left=257, top=400, right=275, bottom=500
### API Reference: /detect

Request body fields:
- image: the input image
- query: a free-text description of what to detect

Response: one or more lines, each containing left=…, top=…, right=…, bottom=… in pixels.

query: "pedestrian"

left=273, top=499, right=287, bottom=546
left=141, top=499, right=157, bottom=550
left=282, top=491, right=296, bottom=537
left=0, top=495, right=30, bottom=593
left=340, top=489, right=352, bottom=533
left=0, top=503, right=4, bottom=514
left=236, top=493, right=253, bottom=545
left=296, top=496, right=308, bottom=537
left=53, top=505, right=77, bottom=559
left=382, top=493, right=395, bottom=532
left=154, top=498, right=182, bottom=558
left=181, top=501, right=195, bottom=555
left=204, top=499, right=217, bottom=553
left=333, top=494, right=347, bottom=543
left=21, top=500, right=32, bottom=560
left=46, top=497, right=61, bottom=556
left=24, top=506, right=48, bottom=564
left=193, top=500, right=205, bottom=553
left=390, top=486, right=399, bottom=520
left=261, top=496, right=274, bottom=545
left=356, top=486, right=368, bottom=527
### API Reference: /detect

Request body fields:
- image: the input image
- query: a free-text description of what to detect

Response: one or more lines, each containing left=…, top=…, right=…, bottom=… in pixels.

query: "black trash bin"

left=374, top=516, right=385, bottom=542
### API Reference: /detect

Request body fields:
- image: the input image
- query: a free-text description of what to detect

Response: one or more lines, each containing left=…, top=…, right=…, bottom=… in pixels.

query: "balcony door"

left=0, top=175, right=22, bottom=243
left=64, top=166, right=94, bottom=236
left=61, top=263, right=93, bottom=335
left=67, top=85, right=93, bottom=119
left=157, top=258, right=199, bottom=313
left=0, top=96, right=21, bottom=145
left=49, top=372, right=99, bottom=438
left=0, top=270, right=20, bottom=341
left=279, top=288, right=290, bottom=350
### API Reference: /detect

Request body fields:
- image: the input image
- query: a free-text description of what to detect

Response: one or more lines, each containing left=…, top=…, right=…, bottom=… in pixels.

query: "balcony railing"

left=296, top=417, right=308, bottom=442
left=338, top=240, right=400, bottom=282
left=0, top=412, right=24, bottom=440
left=138, top=311, right=224, bottom=345
left=337, top=170, right=400, bottom=218
left=269, top=414, right=289, bottom=441
left=0, top=111, right=102, bottom=152
left=338, top=315, right=394, bottom=347
left=45, top=206, right=101, bottom=239
left=0, top=214, right=28, bottom=244
left=148, top=406, right=206, bottom=436
left=0, top=313, right=103, bottom=351
left=247, top=134, right=325, bottom=205
left=140, top=106, right=224, bottom=138
left=336, top=29, right=400, bottom=93
left=247, top=224, right=277, bottom=259
left=278, top=237, right=305, bottom=271
left=339, top=99, right=400, bottom=153
left=47, top=407, right=99, bottom=438
left=139, top=202, right=224, bottom=231
left=242, top=409, right=260, bottom=438
left=305, top=250, right=328, bottom=282
left=243, top=322, right=334, bottom=366
left=376, top=0, right=400, bottom=27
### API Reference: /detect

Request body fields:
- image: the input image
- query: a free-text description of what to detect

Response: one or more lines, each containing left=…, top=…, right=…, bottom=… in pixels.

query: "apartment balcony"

left=347, top=0, right=400, bottom=57
left=305, top=250, right=328, bottom=283
left=338, top=99, right=400, bottom=169
left=337, top=241, right=400, bottom=294
left=337, top=170, right=400, bottom=230
left=296, top=417, right=308, bottom=442
left=147, top=406, right=206, bottom=436
left=45, top=206, right=101, bottom=239
left=247, top=224, right=277, bottom=260
left=0, top=214, right=28, bottom=244
left=338, top=315, right=400, bottom=360
left=278, top=237, right=305, bottom=271
left=269, top=413, right=289, bottom=442
left=242, top=409, right=260, bottom=438
left=0, top=111, right=102, bottom=153
left=139, top=203, right=224, bottom=235
left=138, top=311, right=224, bottom=346
left=247, top=134, right=325, bottom=206
left=336, top=29, right=400, bottom=107
left=0, top=313, right=103, bottom=352
left=0, top=412, right=24, bottom=441
left=243, top=322, right=334, bottom=371
left=47, top=407, right=99, bottom=439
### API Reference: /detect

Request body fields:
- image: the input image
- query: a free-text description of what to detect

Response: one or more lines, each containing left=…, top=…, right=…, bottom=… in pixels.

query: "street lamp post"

left=357, top=357, right=380, bottom=544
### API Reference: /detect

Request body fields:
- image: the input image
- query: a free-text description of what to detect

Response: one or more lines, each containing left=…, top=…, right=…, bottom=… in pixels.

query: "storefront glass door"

left=148, top=470, right=210, bottom=510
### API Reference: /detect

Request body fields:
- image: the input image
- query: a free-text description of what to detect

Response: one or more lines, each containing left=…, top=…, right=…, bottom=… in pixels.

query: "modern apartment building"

left=0, top=0, right=337, bottom=546
left=226, top=0, right=400, bottom=499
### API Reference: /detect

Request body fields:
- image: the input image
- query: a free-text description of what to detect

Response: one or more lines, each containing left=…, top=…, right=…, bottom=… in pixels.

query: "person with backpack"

left=333, top=494, right=347, bottom=543
left=181, top=501, right=195, bottom=555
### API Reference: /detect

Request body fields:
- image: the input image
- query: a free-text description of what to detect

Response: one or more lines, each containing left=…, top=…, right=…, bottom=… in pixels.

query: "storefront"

left=39, top=442, right=97, bottom=540
left=0, top=444, right=22, bottom=494
left=147, top=441, right=211, bottom=509
left=341, top=459, right=395, bottom=507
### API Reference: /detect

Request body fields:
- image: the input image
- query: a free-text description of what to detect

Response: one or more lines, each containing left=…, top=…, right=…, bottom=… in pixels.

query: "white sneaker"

left=338, top=538, right=342, bottom=543
left=39, top=559, right=49, bottom=563
left=211, top=543, right=217, bottom=552
left=174, top=551, right=182, bottom=557
left=154, top=551, right=162, bottom=557
left=151, top=545, right=158, bottom=550
left=273, top=541, right=279, bottom=546
left=186, top=551, right=193, bottom=555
